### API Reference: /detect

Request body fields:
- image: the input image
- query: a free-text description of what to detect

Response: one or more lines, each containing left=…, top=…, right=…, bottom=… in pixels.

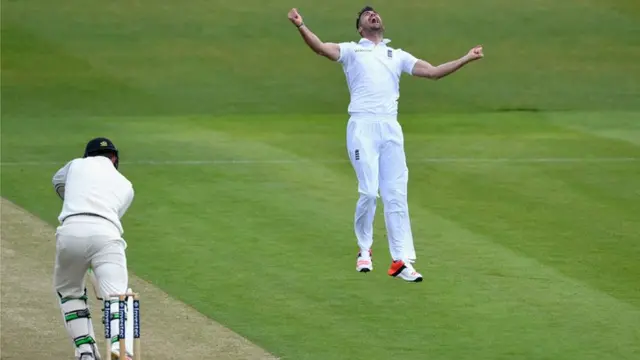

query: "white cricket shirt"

left=52, top=156, right=134, bottom=235
left=338, top=38, right=419, bottom=117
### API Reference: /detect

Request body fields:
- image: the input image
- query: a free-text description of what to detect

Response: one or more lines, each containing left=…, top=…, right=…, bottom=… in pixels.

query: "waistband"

left=348, top=113, right=398, bottom=122
left=62, top=213, right=109, bottom=223
left=61, top=213, right=121, bottom=234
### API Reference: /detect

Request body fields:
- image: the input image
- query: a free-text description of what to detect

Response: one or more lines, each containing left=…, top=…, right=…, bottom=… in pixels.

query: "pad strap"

left=102, top=311, right=121, bottom=324
left=74, top=335, right=96, bottom=347
left=58, top=289, right=89, bottom=304
left=65, top=309, right=91, bottom=322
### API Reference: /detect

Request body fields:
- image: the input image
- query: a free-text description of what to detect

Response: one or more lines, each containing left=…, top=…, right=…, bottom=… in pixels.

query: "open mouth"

left=370, top=17, right=379, bottom=24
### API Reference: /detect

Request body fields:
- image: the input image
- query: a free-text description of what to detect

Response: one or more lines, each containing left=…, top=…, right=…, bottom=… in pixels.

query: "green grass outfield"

left=2, top=0, right=639, bottom=359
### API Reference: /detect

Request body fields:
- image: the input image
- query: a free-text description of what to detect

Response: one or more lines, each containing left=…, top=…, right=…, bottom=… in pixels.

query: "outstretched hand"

left=288, top=8, right=304, bottom=27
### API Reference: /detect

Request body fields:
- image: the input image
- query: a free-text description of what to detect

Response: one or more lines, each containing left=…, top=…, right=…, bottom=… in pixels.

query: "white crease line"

left=1, top=158, right=639, bottom=166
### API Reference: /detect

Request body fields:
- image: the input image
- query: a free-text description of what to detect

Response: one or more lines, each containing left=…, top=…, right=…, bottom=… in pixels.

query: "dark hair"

left=356, top=6, right=375, bottom=29
left=87, top=149, right=117, bottom=158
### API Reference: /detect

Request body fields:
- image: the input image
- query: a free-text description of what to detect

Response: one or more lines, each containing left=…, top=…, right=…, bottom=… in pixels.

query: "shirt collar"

left=358, top=38, right=391, bottom=46
left=91, top=155, right=115, bottom=166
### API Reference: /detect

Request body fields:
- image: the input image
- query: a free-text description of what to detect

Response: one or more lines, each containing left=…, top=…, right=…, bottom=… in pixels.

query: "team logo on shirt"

left=387, top=49, right=393, bottom=58
left=355, top=149, right=360, bottom=161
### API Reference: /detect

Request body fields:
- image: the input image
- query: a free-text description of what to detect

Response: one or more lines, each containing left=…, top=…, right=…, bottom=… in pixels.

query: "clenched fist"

left=467, top=45, right=484, bottom=61
left=288, top=8, right=304, bottom=27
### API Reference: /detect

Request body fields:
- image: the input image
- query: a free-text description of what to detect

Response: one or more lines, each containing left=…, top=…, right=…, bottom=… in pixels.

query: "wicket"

left=103, top=292, right=141, bottom=360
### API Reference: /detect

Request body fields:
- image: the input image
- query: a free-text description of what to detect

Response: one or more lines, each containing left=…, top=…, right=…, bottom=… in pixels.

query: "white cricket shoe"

left=78, top=344, right=101, bottom=360
left=387, top=260, right=423, bottom=282
left=356, top=250, right=373, bottom=273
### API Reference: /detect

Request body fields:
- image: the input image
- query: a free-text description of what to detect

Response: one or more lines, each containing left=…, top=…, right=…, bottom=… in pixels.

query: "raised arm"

left=52, top=160, right=73, bottom=200
left=288, top=8, right=341, bottom=61
left=411, top=45, right=484, bottom=80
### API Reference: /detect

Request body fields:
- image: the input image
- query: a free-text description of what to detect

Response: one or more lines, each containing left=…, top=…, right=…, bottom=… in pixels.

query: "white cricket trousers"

left=53, top=215, right=129, bottom=358
left=54, top=215, right=129, bottom=300
left=346, top=115, right=417, bottom=262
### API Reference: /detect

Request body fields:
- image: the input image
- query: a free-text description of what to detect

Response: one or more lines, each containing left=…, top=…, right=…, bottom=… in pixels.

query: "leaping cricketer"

left=288, top=6, right=484, bottom=282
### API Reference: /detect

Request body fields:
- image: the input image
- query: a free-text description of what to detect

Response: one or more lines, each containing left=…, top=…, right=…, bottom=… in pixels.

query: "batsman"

left=52, top=137, right=135, bottom=360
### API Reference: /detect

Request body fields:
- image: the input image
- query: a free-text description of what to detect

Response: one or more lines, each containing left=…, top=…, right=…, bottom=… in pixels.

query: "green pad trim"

left=102, top=312, right=120, bottom=325
left=59, top=289, right=89, bottom=304
left=61, top=294, right=89, bottom=304
left=74, top=335, right=96, bottom=347
left=65, top=309, right=91, bottom=322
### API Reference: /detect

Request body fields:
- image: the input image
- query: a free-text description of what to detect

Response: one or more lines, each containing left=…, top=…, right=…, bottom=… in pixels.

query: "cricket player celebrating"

left=288, top=6, right=483, bottom=282
left=52, top=137, right=135, bottom=359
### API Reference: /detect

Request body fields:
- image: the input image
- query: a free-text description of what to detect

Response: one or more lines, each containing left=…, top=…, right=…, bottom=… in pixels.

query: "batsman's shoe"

left=78, top=343, right=101, bottom=360
left=356, top=250, right=373, bottom=272
left=387, top=260, right=423, bottom=282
